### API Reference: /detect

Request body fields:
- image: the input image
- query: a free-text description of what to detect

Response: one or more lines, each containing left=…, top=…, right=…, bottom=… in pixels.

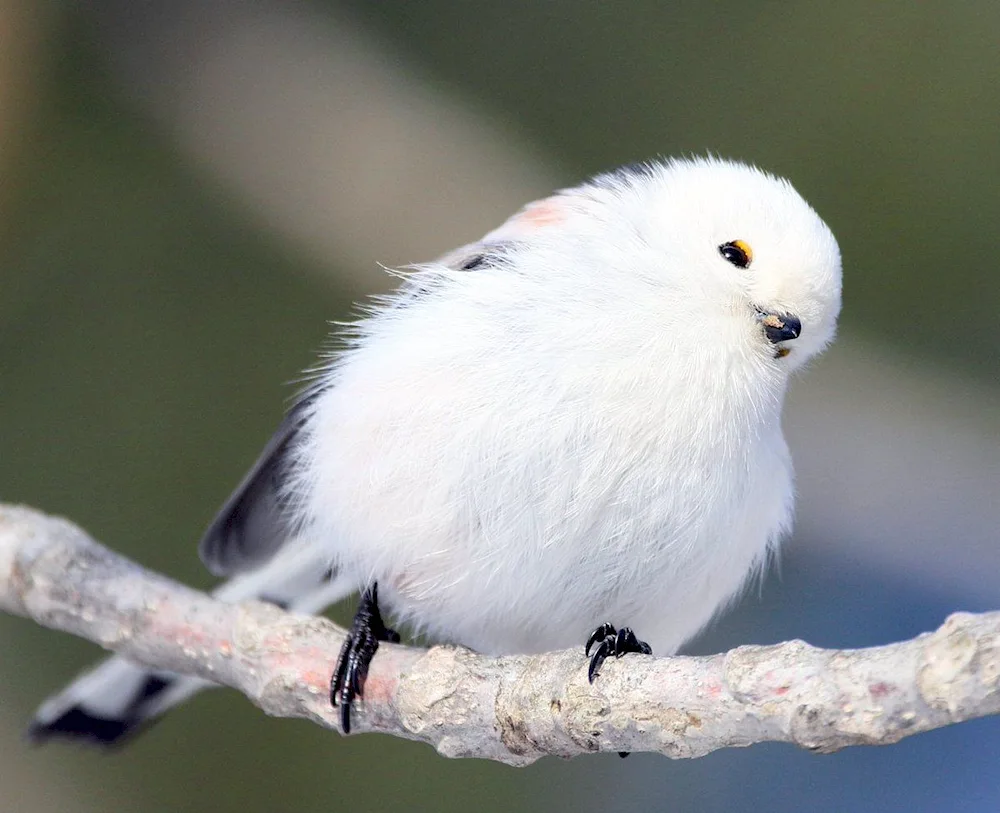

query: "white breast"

left=293, top=269, right=794, bottom=656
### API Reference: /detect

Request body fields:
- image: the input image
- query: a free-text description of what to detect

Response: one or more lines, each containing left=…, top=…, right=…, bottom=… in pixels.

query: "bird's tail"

left=27, top=549, right=355, bottom=747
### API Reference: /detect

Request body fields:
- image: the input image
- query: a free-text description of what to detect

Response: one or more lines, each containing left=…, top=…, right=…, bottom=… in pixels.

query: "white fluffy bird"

left=31, top=156, right=842, bottom=743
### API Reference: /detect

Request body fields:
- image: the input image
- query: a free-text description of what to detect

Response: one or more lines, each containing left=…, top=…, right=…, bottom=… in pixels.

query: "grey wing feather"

left=198, top=395, right=314, bottom=577
left=200, top=236, right=505, bottom=577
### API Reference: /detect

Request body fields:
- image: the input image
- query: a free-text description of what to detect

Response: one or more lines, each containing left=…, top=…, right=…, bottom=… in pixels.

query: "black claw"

left=587, top=638, right=612, bottom=683
left=584, top=623, right=652, bottom=684
left=615, top=627, right=652, bottom=657
left=585, top=622, right=616, bottom=657
left=329, top=583, right=398, bottom=735
left=586, top=623, right=653, bottom=756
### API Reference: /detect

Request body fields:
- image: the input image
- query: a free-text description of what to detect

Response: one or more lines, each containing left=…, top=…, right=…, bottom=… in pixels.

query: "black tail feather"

left=27, top=675, right=173, bottom=747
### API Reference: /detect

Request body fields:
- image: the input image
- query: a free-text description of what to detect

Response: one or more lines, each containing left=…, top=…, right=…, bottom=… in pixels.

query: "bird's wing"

left=199, top=190, right=577, bottom=577
left=434, top=190, right=576, bottom=269
left=198, top=394, right=315, bottom=576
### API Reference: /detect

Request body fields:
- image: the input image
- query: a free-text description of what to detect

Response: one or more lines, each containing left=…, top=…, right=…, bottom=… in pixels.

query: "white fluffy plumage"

left=31, top=156, right=842, bottom=744
left=293, top=156, right=842, bottom=655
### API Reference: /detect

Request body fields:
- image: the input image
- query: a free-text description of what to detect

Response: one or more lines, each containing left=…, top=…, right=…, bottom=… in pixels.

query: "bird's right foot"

left=329, top=583, right=399, bottom=734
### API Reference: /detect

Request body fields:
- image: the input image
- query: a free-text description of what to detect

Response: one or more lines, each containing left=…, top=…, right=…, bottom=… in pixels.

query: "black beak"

left=758, top=312, right=802, bottom=344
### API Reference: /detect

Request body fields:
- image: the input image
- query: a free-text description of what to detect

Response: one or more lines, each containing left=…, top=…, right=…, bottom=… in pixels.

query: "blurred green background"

left=2, top=3, right=999, bottom=812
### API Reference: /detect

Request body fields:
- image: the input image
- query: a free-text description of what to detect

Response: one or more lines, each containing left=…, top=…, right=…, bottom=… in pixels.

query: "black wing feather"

left=198, top=396, right=314, bottom=576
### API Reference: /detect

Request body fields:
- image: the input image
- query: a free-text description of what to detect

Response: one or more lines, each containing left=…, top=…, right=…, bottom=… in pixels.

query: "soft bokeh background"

left=2, top=3, right=999, bottom=811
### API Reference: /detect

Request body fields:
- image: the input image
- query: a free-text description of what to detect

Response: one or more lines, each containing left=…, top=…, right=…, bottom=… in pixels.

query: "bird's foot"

left=330, top=583, right=399, bottom=734
left=585, top=622, right=653, bottom=757
left=585, top=622, right=652, bottom=683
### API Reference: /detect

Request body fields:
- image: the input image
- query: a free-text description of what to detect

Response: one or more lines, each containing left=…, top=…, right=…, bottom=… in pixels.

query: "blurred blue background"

left=2, top=3, right=999, bottom=811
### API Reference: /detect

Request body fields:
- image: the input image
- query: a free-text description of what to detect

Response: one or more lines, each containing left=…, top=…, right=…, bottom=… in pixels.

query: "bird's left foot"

left=585, top=623, right=653, bottom=757
left=585, top=622, right=652, bottom=683
left=330, top=583, right=399, bottom=734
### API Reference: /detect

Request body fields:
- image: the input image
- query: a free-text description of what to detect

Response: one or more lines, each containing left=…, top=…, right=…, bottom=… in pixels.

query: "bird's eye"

left=719, top=240, right=753, bottom=269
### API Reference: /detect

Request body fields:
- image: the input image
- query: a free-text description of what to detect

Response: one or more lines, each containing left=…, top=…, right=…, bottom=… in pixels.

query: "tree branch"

left=2, top=503, right=998, bottom=765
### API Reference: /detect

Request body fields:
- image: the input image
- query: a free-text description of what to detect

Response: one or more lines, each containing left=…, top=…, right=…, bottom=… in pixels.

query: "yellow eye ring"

left=719, top=240, right=753, bottom=269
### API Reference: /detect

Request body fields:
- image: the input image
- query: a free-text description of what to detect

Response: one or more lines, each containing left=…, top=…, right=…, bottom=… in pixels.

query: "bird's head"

left=594, top=157, right=843, bottom=372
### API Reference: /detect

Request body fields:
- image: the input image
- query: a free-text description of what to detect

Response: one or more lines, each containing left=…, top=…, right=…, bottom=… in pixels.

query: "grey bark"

left=2, top=503, right=998, bottom=765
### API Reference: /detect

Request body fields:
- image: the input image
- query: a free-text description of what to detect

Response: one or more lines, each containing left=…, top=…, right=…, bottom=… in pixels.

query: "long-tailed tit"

left=31, top=157, right=842, bottom=743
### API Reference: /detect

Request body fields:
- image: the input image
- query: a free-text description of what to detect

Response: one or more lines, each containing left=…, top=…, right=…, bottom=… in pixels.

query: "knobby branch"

left=1, top=503, right=998, bottom=765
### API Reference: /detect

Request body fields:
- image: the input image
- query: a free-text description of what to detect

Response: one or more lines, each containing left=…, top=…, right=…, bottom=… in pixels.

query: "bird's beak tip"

left=758, top=311, right=802, bottom=344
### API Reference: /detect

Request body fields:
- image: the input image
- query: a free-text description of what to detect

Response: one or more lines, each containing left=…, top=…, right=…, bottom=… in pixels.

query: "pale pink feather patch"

left=482, top=195, right=570, bottom=244
left=516, top=198, right=567, bottom=228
